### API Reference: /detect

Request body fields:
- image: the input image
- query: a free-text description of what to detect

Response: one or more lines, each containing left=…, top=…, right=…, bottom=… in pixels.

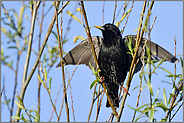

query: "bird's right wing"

left=56, top=36, right=103, bottom=70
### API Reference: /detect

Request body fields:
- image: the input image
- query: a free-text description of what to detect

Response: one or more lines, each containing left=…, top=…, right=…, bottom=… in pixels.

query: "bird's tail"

left=106, top=84, right=119, bottom=108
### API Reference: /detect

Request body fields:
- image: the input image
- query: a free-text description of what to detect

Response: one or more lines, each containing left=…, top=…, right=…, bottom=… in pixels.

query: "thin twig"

left=2, top=77, right=11, bottom=112
left=1, top=86, right=4, bottom=96
left=15, top=1, right=69, bottom=120
left=115, top=2, right=128, bottom=20
left=78, top=1, right=88, bottom=38
left=59, top=41, right=91, bottom=120
left=148, top=6, right=153, bottom=121
left=170, top=102, right=183, bottom=121
left=95, top=88, right=105, bottom=122
left=63, top=2, right=78, bottom=41
left=49, top=84, right=62, bottom=122
left=22, top=1, right=40, bottom=87
left=39, top=63, right=59, bottom=119
left=97, top=85, right=101, bottom=108
left=81, top=1, right=118, bottom=116
left=116, top=1, right=147, bottom=121
left=44, top=4, right=53, bottom=17
left=10, top=47, right=20, bottom=122
left=166, top=36, right=182, bottom=122
left=116, top=1, right=155, bottom=122
left=102, top=1, right=105, bottom=25
left=37, top=1, right=45, bottom=119
left=54, top=1, right=62, bottom=121
left=15, top=2, right=40, bottom=121
left=112, top=1, right=117, bottom=24
left=131, top=63, right=145, bottom=122
left=121, top=1, right=134, bottom=34
left=117, top=1, right=129, bottom=28
left=95, top=85, right=101, bottom=122
left=70, top=84, right=75, bottom=122
left=107, top=113, right=113, bottom=122
left=87, top=84, right=97, bottom=122
left=131, top=16, right=156, bottom=122
left=54, top=1, right=70, bottom=122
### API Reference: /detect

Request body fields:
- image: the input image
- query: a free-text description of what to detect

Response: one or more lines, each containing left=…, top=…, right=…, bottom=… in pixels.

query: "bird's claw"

left=99, top=76, right=105, bottom=83
left=122, top=86, right=130, bottom=96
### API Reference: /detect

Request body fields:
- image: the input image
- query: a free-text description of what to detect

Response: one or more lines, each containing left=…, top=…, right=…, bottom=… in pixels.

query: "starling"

left=56, top=23, right=179, bottom=108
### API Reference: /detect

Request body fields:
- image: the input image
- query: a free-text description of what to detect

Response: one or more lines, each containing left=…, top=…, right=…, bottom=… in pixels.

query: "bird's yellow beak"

left=94, top=25, right=105, bottom=31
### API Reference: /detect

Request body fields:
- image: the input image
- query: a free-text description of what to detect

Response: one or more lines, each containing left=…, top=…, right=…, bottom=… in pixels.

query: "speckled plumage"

left=97, top=24, right=130, bottom=107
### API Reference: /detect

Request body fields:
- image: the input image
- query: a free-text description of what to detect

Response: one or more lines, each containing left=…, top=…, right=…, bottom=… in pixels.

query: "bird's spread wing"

left=56, top=36, right=103, bottom=70
left=124, top=35, right=180, bottom=74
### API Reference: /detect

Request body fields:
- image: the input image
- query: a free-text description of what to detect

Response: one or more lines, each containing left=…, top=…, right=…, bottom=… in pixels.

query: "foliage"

left=1, top=1, right=182, bottom=122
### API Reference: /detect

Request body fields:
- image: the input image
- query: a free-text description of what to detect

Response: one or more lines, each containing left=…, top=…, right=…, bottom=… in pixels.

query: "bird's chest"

left=98, top=39, right=128, bottom=84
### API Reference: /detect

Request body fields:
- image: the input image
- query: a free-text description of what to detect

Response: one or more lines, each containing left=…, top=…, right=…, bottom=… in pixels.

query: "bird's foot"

left=99, top=76, right=105, bottom=83
left=122, top=86, right=130, bottom=96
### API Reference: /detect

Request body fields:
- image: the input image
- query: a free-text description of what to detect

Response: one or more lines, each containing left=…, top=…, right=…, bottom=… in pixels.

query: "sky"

left=1, top=1, right=183, bottom=122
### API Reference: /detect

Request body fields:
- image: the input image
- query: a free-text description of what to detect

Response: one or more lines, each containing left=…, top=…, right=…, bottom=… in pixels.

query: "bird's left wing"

left=56, top=36, right=103, bottom=70
left=124, top=35, right=179, bottom=74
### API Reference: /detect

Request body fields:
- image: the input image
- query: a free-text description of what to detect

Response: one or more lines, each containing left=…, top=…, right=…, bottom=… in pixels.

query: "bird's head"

left=94, top=23, right=122, bottom=39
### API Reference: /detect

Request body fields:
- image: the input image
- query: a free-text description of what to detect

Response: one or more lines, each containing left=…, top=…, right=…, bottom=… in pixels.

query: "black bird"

left=56, top=23, right=179, bottom=108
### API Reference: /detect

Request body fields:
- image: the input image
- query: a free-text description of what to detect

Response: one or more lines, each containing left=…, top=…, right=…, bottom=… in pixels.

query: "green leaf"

left=49, top=78, right=52, bottom=93
left=25, top=14, right=31, bottom=21
left=119, top=8, right=131, bottom=26
left=29, top=1, right=34, bottom=9
left=16, top=40, right=20, bottom=50
left=11, top=116, right=21, bottom=120
left=1, top=99, right=11, bottom=105
left=165, top=74, right=180, bottom=78
left=137, top=103, right=150, bottom=111
left=8, top=46, right=18, bottom=49
left=159, top=67, right=173, bottom=75
left=156, top=103, right=171, bottom=112
left=180, top=57, right=183, bottom=68
left=21, top=113, right=27, bottom=122
left=155, top=87, right=160, bottom=99
left=90, top=80, right=98, bottom=89
left=73, top=36, right=85, bottom=43
left=37, top=74, right=46, bottom=88
left=149, top=107, right=154, bottom=122
left=1, top=27, right=7, bottom=35
left=89, top=62, right=95, bottom=73
left=7, top=61, right=13, bottom=67
left=146, top=82, right=153, bottom=95
left=163, top=88, right=167, bottom=107
left=44, top=68, right=47, bottom=82
left=51, top=31, right=58, bottom=40
left=15, top=101, right=26, bottom=110
left=66, top=10, right=82, bottom=24
left=127, top=104, right=143, bottom=113
left=161, top=81, right=172, bottom=85
left=76, top=8, right=81, bottom=12
left=34, top=110, right=40, bottom=122
left=11, top=8, right=19, bottom=21
left=159, top=118, right=167, bottom=122
left=115, top=21, right=120, bottom=27
left=168, top=93, right=172, bottom=106
left=135, top=114, right=145, bottom=122
left=132, top=84, right=146, bottom=92
left=16, top=95, right=23, bottom=106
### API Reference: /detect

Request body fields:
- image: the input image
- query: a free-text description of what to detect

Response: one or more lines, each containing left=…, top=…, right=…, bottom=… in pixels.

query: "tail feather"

left=106, top=84, right=119, bottom=108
